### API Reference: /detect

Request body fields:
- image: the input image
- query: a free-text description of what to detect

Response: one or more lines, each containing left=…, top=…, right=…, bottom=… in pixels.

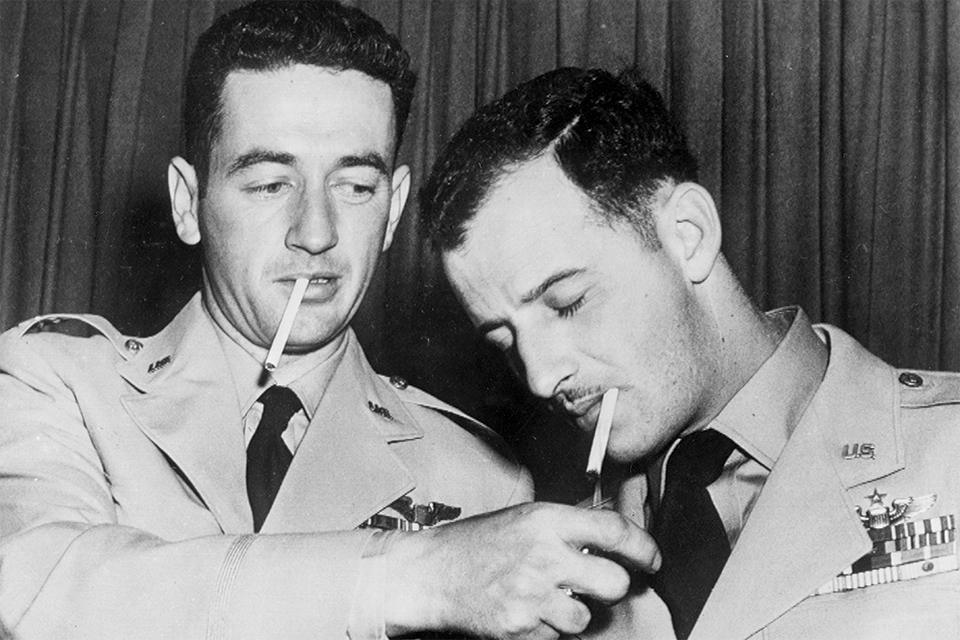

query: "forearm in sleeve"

left=1, top=520, right=377, bottom=639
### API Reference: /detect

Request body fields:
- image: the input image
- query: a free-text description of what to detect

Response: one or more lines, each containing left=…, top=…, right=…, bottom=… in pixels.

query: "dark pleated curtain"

left=2, top=0, right=958, bottom=501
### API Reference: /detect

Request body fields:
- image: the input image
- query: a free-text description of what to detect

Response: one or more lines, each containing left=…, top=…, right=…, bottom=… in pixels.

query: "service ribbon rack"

left=815, top=515, right=958, bottom=595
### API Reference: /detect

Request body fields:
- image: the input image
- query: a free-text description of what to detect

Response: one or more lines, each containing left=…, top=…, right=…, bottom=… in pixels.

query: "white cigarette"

left=263, top=278, right=309, bottom=371
left=586, top=388, right=619, bottom=479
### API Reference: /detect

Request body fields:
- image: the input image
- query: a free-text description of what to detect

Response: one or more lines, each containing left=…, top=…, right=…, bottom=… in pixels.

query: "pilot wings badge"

left=359, top=496, right=462, bottom=531
left=856, top=488, right=937, bottom=530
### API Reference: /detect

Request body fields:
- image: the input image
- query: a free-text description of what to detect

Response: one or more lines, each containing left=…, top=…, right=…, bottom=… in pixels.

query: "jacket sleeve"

left=0, top=331, right=377, bottom=640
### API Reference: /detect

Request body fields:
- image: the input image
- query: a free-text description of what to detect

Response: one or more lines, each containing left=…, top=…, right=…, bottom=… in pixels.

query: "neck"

left=199, top=285, right=348, bottom=371
left=689, top=257, right=786, bottom=432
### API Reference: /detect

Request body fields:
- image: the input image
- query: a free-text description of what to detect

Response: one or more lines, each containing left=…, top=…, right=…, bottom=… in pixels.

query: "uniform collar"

left=260, top=327, right=424, bottom=532
left=115, top=293, right=218, bottom=392
left=711, top=306, right=829, bottom=469
left=651, top=307, right=828, bottom=504
left=208, top=302, right=349, bottom=420
left=116, top=293, right=252, bottom=533
left=115, top=293, right=424, bottom=534
left=692, top=321, right=904, bottom=640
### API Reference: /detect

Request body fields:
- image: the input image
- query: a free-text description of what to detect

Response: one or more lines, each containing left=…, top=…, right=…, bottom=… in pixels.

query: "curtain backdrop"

left=2, top=0, right=958, bottom=500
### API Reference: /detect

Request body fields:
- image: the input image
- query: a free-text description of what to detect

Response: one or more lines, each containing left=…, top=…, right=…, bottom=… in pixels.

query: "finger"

left=556, top=509, right=661, bottom=573
left=560, top=551, right=631, bottom=604
left=540, top=588, right=593, bottom=636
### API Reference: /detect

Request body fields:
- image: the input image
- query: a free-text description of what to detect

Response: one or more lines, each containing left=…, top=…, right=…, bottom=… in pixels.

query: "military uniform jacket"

left=604, top=321, right=960, bottom=640
left=0, top=295, right=532, bottom=639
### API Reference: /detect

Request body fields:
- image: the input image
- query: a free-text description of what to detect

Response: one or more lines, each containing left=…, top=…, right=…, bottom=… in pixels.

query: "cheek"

left=205, top=233, right=259, bottom=279
left=609, top=291, right=700, bottom=389
left=632, top=312, right=711, bottom=430
left=200, top=224, right=269, bottom=299
left=341, top=219, right=388, bottom=263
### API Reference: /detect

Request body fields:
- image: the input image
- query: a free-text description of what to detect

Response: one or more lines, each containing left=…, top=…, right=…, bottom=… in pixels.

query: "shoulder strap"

left=380, top=374, right=519, bottom=459
left=17, top=313, right=135, bottom=358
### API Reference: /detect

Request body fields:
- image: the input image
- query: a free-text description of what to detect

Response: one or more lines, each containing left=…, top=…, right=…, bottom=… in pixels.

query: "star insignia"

left=866, top=488, right=887, bottom=506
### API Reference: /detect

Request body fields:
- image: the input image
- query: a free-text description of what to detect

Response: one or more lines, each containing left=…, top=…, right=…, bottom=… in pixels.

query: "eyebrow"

left=475, top=267, right=586, bottom=334
left=338, top=153, right=390, bottom=177
left=225, top=150, right=390, bottom=179
left=226, top=149, right=296, bottom=177
left=520, top=268, right=586, bottom=304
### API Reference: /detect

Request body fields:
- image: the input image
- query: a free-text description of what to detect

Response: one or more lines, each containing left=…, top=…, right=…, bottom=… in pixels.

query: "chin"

left=606, top=432, right=665, bottom=466
left=603, top=440, right=640, bottom=464
left=286, top=322, right=347, bottom=352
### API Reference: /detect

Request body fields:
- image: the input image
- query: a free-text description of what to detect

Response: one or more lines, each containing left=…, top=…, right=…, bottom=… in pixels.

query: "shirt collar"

left=710, top=306, right=828, bottom=469
left=203, top=303, right=350, bottom=420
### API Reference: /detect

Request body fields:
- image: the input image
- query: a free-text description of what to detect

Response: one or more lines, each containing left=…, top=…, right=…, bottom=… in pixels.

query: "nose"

left=513, top=327, right=576, bottom=399
left=286, top=188, right=338, bottom=254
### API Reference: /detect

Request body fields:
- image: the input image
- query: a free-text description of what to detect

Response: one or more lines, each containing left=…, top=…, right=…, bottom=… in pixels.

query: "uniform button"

left=898, top=372, right=923, bottom=388
left=389, top=375, right=408, bottom=390
left=124, top=338, right=143, bottom=353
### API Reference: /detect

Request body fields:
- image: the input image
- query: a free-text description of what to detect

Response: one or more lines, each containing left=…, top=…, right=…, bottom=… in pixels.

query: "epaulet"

left=16, top=313, right=140, bottom=359
left=896, top=369, right=960, bottom=408
left=380, top=374, right=516, bottom=458
left=381, top=374, right=488, bottom=431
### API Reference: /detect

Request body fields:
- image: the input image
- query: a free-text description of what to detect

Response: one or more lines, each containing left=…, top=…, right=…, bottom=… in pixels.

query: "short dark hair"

left=184, top=0, right=416, bottom=191
left=420, top=67, right=698, bottom=251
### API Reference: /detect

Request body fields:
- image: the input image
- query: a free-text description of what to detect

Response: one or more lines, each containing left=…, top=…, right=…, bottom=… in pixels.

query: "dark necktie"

left=246, top=385, right=302, bottom=532
left=651, top=429, right=737, bottom=640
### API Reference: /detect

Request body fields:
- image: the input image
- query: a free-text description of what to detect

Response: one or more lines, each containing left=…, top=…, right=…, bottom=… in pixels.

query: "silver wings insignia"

left=856, top=489, right=938, bottom=529
left=890, top=494, right=938, bottom=526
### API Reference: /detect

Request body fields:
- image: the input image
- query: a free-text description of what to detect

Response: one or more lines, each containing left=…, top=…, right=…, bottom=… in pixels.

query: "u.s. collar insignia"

left=857, top=488, right=937, bottom=529
left=842, top=442, right=875, bottom=460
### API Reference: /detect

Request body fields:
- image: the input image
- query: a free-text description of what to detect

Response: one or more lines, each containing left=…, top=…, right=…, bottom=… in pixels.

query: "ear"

left=168, top=157, right=201, bottom=246
left=657, top=182, right=721, bottom=284
left=382, top=164, right=411, bottom=251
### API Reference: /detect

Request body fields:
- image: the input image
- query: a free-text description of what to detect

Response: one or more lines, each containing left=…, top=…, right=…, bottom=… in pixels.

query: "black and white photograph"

left=1, top=0, right=958, bottom=638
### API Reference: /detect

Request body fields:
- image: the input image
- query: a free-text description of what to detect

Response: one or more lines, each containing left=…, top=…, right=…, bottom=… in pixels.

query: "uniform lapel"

left=692, top=327, right=905, bottom=640
left=262, top=335, right=423, bottom=533
left=117, top=295, right=252, bottom=534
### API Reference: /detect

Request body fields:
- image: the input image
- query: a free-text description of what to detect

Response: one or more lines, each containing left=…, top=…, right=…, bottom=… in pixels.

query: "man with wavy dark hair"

left=0, top=6, right=658, bottom=639
left=422, top=67, right=960, bottom=639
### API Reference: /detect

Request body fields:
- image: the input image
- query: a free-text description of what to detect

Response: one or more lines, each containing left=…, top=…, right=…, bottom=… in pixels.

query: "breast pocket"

left=762, top=570, right=960, bottom=640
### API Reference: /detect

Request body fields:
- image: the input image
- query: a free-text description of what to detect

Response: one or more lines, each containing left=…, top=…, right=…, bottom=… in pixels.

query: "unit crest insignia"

left=856, top=489, right=937, bottom=530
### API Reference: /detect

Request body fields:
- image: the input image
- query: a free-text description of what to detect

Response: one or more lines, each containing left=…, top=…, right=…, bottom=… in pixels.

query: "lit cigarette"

left=263, top=278, right=309, bottom=371
left=586, top=388, right=619, bottom=479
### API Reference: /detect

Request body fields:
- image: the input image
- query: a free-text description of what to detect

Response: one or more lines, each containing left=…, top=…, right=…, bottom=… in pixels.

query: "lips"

left=557, top=392, right=604, bottom=419
left=284, top=273, right=338, bottom=283
left=281, top=275, right=340, bottom=302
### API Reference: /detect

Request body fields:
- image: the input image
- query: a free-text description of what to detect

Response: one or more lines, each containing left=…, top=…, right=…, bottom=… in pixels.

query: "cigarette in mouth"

left=263, top=277, right=309, bottom=372
left=586, top=388, right=619, bottom=504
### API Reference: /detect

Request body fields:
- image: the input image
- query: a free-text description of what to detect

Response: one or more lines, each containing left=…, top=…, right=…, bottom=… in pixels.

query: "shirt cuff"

left=347, top=530, right=398, bottom=640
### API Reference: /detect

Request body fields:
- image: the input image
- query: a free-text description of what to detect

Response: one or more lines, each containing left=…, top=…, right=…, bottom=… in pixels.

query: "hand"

left=383, top=502, right=661, bottom=639
left=569, top=578, right=676, bottom=640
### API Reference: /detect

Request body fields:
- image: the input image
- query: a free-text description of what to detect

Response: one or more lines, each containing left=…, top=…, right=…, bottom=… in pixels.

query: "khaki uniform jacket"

left=0, top=296, right=532, bottom=639
left=603, top=324, right=960, bottom=640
